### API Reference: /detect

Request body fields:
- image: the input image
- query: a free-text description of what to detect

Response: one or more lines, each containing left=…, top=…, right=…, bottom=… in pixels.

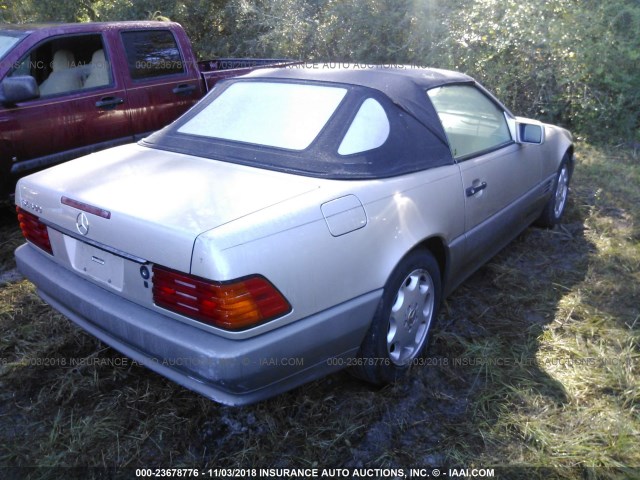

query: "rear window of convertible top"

left=177, top=82, right=348, bottom=150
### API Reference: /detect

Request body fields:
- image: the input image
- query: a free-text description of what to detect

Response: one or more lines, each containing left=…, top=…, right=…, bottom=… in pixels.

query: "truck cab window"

left=121, top=30, right=185, bottom=80
left=10, top=34, right=110, bottom=96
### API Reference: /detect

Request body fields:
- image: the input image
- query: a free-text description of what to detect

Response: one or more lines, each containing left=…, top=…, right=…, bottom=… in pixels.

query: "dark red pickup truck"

left=0, top=21, right=292, bottom=198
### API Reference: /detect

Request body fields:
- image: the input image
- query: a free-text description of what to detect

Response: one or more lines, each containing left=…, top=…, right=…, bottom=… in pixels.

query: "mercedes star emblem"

left=76, top=212, right=90, bottom=236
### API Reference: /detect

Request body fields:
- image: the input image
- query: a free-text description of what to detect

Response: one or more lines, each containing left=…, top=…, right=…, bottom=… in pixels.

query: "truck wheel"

left=350, top=250, right=441, bottom=385
left=535, top=155, right=572, bottom=228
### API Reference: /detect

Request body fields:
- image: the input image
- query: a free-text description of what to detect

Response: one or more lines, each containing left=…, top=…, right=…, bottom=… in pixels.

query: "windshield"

left=0, top=32, right=25, bottom=61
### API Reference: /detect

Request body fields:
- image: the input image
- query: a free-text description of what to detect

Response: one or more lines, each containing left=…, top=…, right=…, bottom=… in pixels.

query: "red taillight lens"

left=152, top=265, right=291, bottom=330
left=16, top=207, right=52, bottom=255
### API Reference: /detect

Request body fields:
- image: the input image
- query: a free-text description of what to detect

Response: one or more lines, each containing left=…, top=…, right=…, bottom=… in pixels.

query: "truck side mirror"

left=517, top=122, right=544, bottom=144
left=0, top=76, right=40, bottom=105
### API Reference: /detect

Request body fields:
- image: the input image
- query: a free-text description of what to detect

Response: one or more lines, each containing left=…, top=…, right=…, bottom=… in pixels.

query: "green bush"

left=4, top=0, right=639, bottom=144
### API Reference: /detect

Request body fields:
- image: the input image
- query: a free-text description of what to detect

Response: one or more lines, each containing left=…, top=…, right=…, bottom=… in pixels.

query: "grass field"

left=0, top=143, right=638, bottom=479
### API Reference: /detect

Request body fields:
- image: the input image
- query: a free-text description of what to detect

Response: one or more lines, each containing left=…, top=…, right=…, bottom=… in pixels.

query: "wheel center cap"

left=405, top=302, right=418, bottom=329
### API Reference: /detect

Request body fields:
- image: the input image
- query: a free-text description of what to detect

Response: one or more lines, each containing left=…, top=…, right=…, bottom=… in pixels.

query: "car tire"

left=350, top=249, right=442, bottom=385
left=535, top=154, right=572, bottom=228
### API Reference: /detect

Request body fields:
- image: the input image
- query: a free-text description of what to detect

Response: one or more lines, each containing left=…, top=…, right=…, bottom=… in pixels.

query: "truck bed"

left=199, top=58, right=297, bottom=90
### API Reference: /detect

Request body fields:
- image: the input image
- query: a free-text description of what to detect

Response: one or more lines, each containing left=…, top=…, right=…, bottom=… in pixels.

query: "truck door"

left=116, top=28, right=204, bottom=139
left=0, top=31, right=133, bottom=183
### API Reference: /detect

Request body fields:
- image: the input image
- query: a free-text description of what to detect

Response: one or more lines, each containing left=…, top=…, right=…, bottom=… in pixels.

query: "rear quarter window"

left=338, top=98, right=390, bottom=155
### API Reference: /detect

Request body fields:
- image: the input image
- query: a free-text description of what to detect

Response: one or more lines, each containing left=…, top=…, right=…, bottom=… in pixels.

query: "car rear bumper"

left=15, top=244, right=381, bottom=405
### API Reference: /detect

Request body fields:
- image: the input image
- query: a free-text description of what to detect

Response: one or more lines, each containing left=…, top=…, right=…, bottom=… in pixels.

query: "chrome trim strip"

left=40, top=219, right=148, bottom=264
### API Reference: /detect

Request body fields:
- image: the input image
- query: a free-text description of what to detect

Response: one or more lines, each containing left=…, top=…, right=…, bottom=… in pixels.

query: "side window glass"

left=338, top=98, right=390, bottom=155
left=121, top=30, right=185, bottom=80
left=427, top=85, right=512, bottom=159
left=10, top=34, right=111, bottom=97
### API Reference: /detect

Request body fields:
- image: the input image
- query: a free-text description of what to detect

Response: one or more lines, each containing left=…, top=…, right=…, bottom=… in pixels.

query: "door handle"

left=466, top=181, right=488, bottom=197
left=172, top=84, right=197, bottom=96
left=95, top=96, right=124, bottom=110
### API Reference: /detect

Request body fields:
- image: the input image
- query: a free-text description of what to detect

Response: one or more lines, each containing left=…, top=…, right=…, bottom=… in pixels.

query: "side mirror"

left=517, top=122, right=544, bottom=144
left=0, top=76, right=40, bottom=105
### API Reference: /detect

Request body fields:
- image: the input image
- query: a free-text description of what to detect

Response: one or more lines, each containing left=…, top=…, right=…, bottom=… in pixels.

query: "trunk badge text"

left=91, top=256, right=105, bottom=265
left=76, top=212, right=90, bottom=236
left=21, top=200, right=42, bottom=214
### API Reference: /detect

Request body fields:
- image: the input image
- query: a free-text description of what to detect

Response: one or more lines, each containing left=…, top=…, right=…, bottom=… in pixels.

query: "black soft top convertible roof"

left=143, top=65, right=480, bottom=179
left=250, top=64, right=473, bottom=89
left=247, top=65, right=475, bottom=142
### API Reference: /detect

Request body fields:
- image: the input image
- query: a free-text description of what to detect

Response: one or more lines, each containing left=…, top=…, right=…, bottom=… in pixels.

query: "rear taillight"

left=152, top=265, right=291, bottom=330
left=16, top=207, right=52, bottom=255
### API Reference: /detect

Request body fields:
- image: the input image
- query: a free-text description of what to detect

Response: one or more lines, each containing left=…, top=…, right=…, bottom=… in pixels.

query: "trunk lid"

left=17, top=144, right=319, bottom=272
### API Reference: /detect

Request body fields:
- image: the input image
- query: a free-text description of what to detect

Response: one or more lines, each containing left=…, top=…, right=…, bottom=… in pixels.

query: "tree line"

left=3, top=0, right=639, bottom=144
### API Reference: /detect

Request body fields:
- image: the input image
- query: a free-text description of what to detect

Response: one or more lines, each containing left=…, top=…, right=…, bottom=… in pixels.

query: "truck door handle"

left=466, top=181, right=488, bottom=197
left=95, top=96, right=124, bottom=110
left=173, top=84, right=197, bottom=96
